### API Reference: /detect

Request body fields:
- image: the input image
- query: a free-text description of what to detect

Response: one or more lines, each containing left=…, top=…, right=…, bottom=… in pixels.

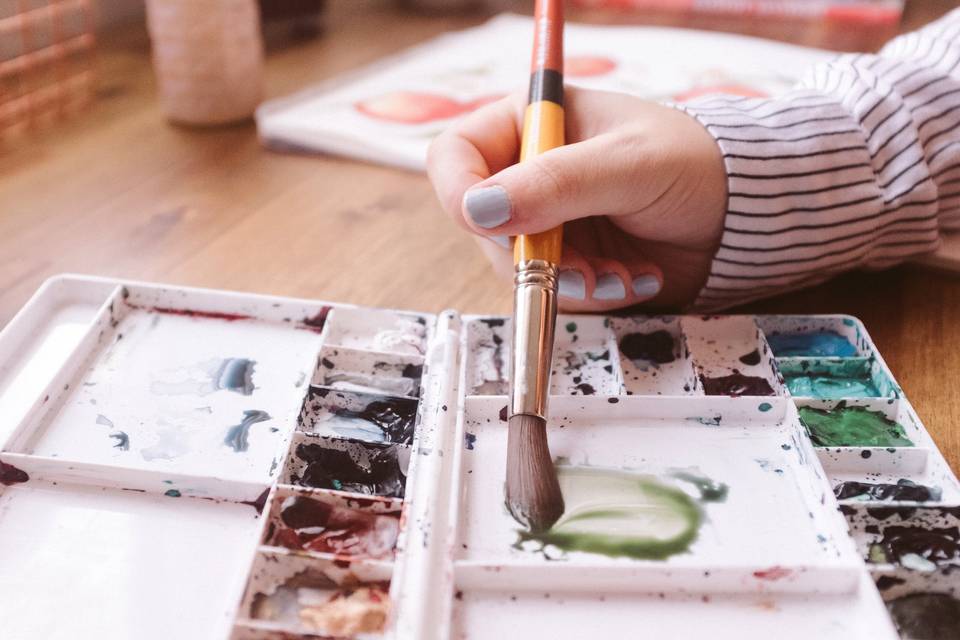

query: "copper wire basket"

left=1, top=0, right=96, bottom=132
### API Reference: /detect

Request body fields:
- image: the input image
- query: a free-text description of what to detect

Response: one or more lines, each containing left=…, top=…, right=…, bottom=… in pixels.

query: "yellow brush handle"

left=514, top=100, right=565, bottom=265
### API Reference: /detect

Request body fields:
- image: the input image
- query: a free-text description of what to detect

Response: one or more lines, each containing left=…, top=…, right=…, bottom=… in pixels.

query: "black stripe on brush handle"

left=528, top=68, right=564, bottom=106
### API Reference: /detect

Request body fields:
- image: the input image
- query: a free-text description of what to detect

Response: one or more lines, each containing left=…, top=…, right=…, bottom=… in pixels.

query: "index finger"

left=426, top=92, right=525, bottom=232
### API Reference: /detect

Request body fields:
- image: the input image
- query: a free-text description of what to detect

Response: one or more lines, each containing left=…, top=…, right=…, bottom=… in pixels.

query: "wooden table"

left=2, top=1, right=958, bottom=471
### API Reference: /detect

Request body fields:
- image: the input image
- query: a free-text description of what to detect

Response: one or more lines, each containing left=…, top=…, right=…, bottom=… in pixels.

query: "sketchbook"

left=255, top=14, right=833, bottom=171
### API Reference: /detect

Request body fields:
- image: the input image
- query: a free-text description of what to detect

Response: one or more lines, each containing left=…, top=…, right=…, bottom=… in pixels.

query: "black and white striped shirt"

left=678, top=9, right=960, bottom=309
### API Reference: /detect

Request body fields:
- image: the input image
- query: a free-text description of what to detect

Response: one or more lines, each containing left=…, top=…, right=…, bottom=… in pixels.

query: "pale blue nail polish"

left=593, top=274, right=626, bottom=300
left=632, top=275, right=661, bottom=298
left=558, top=270, right=586, bottom=300
left=489, top=235, right=511, bottom=249
left=464, top=186, right=512, bottom=229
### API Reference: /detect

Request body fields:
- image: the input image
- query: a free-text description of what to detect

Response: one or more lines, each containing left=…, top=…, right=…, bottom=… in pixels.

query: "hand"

left=427, top=87, right=727, bottom=310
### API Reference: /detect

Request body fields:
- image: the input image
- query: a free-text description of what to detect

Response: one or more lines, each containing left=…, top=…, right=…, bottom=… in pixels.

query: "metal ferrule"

left=510, top=259, right=559, bottom=420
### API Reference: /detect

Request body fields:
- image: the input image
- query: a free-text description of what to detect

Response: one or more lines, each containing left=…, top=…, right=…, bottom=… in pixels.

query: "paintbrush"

left=505, top=0, right=566, bottom=534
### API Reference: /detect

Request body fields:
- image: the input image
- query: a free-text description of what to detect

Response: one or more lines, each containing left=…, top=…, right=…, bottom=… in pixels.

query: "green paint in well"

left=518, top=466, right=710, bottom=560
left=798, top=403, right=914, bottom=447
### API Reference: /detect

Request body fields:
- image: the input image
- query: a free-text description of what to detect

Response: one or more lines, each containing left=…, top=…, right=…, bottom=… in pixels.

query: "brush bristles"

left=505, top=414, right=565, bottom=533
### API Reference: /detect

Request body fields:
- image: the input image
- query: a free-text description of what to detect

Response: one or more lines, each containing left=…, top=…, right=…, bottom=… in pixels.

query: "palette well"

left=0, top=276, right=956, bottom=640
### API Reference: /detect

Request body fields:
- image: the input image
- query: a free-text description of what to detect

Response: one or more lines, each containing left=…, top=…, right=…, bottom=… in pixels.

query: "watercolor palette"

left=0, top=276, right=957, bottom=640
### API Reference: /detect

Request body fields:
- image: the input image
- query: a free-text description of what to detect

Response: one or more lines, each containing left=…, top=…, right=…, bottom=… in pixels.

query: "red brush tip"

left=531, top=0, right=564, bottom=74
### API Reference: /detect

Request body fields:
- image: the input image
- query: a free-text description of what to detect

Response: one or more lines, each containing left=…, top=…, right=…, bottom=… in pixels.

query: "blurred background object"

left=145, top=0, right=264, bottom=125
left=1, top=0, right=96, bottom=134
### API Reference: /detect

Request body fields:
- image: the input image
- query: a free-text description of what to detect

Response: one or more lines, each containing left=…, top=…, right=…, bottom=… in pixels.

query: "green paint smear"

left=798, top=403, right=914, bottom=447
left=786, top=374, right=880, bottom=398
left=518, top=466, right=711, bottom=560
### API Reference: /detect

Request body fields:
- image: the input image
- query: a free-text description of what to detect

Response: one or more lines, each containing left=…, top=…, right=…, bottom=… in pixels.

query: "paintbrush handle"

left=515, top=0, right=565, bottom=266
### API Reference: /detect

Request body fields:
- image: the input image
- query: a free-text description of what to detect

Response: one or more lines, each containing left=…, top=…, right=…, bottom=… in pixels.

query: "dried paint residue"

left=867, top=524, right=960, bottom=571
left=518, top=466, right=727, bottom=560
left=887, top=593, right=960, bottom=640
left=150, top=357, right=256, bottom=397
left=0, top=461, right=29, bottom=486
left=619, top=330, right=676, bottom=364
left=224, top=410, right=272, bottom=453
left=268, top=496, right=399, bottom=559
left=798, top=404, right=913, bottom=447
left=251, top=571, right=390, bottom=636
left=700, top=372, right=774, bottom=397
left=319, top=396, right=418, bottom=445
left=835, top=479, right=941, bottom=502
left=292, top=440, right=408, bottom=498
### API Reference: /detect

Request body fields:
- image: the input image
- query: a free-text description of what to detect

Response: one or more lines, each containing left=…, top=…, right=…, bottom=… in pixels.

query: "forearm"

left=678, top=9, right=960, bottom=309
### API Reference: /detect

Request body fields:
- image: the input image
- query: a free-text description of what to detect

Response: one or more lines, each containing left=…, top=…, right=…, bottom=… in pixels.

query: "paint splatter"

left=835, top=479, right=941, bottom=502
left=224, top=410, right=272, bottom=453
left=798, top=404, right=913, bottom=447
left=517, top=465, right=723, bottom=560
left=292, top=440, right=408, bottom=498
left=268, top=496, right=399, bottom=558
left=738, top=349, right=761, bottom=366
left=700, top=373, right=774, bottom=397
left=766, top=331, right=857, bottom=357
left=886, top=593, right=960, bottom=640
left=619, top=331, right=676, bottom=364
left=464, top=433, right=477, bottom=450
left=164, top=489, right=182, bottom=498
left=109, top=431, right=130, bottom=451
left=95, top=414, right=114, bottom=428
left=0, top=461, right=29, bottom=486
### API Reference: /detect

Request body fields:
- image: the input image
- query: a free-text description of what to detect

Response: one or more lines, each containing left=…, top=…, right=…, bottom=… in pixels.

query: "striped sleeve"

left=677, top=9, right=960, bottom=310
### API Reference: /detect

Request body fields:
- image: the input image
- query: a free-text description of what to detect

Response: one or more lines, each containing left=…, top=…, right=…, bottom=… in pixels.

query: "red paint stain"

left=566, top=55, right=617, bottom=77
left=0, top=461, right=29, bottom=486
left=753, top=566, right=791, bottom=581
left=149, top=307, right=253, bottom=322
left=300, top=306, right=332, bottom=333
left=355, top=91, right=504, bottom=124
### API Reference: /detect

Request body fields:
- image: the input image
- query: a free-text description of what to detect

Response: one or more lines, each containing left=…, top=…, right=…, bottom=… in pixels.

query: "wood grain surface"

left=2, top=1, right=958, bottom=471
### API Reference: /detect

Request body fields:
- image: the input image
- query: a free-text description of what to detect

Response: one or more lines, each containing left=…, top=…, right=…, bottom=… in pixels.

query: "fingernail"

left=488, top=235, right=511, bottom=249
left=631, top=275, right=661, bottom=298
left=464, top=186, right=512, bottom=229
left=557, top=270, right=586, bottom=300
left=593, top=273, right=626, bottom=300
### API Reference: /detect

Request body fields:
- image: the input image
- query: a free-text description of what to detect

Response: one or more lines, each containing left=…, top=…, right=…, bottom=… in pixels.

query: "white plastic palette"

left=0, top=275, right=957, bottom=640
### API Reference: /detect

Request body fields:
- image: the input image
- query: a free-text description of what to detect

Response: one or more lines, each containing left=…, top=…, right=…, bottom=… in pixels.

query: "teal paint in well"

left=785, top=375, right=880, bottom=399
left=767, top=331, right=857, bottom=357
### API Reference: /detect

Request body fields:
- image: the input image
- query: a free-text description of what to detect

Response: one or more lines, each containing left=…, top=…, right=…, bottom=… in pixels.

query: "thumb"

left=460, top=134, right=641, bottom=236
